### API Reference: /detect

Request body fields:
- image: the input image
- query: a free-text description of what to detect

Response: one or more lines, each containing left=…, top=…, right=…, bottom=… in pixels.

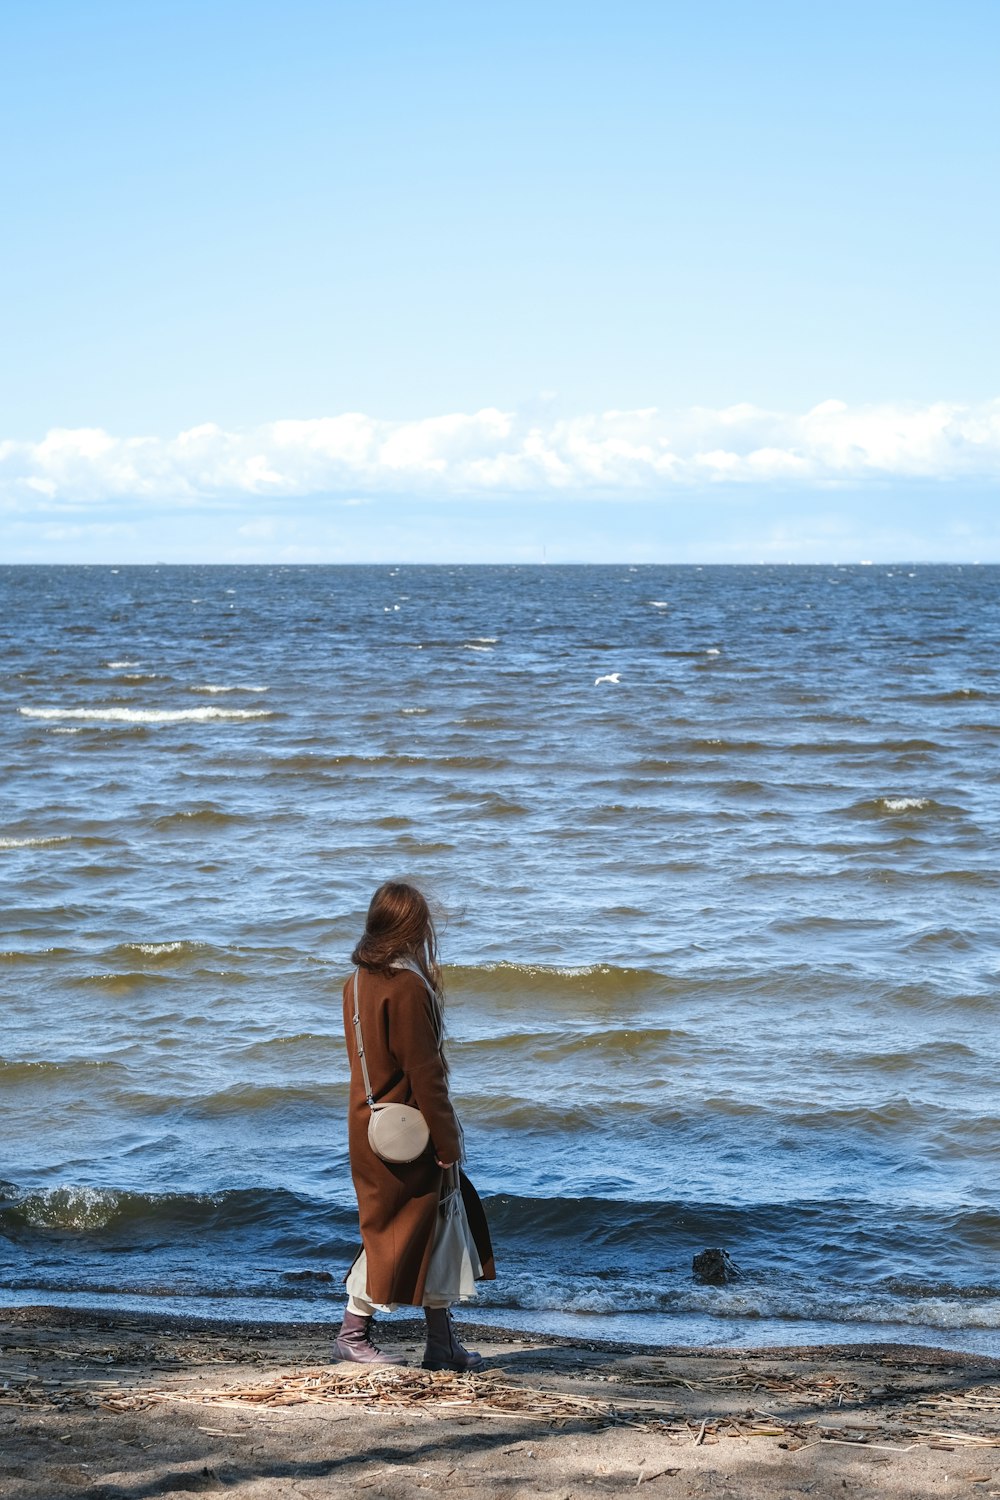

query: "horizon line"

left=1, top=558, right=995, bottom=570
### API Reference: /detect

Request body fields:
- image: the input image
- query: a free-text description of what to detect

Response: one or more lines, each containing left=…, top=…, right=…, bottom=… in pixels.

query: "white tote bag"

left=422, top=1168, right=482, bottom=1307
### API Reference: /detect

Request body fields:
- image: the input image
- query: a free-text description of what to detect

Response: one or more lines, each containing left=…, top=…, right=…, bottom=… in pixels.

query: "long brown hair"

left=351, top=880, right=443, bottom=997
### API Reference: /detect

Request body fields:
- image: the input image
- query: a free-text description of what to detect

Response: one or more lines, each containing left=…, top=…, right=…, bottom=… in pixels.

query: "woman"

left=335, top=881, right=495, bottom=1370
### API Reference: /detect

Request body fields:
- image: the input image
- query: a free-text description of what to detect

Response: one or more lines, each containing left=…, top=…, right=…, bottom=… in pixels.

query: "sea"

left=1, top=563, right=998, bottom=1353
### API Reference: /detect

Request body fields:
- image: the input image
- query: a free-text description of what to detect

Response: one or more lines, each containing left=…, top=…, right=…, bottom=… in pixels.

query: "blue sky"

left=2, top=0, right=998, bottom=562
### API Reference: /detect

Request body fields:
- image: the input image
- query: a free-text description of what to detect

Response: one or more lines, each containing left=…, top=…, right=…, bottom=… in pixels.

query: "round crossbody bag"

left=352, top=968, right=431, bottom=1163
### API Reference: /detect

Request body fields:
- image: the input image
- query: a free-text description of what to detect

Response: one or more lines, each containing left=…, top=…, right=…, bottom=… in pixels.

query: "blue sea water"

left=1, top=563, right=998, bottom=1351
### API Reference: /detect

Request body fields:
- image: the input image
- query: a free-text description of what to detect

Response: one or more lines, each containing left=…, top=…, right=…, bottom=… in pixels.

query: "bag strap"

left=351, top=961, right=442, bottom=1115
left=352, top=968, right=377, bottom=1111
left=390, top=956, right=437, bottom=998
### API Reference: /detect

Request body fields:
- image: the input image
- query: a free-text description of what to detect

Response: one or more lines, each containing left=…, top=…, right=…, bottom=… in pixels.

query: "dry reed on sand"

left=3, top=1363, right=998, bottom=1451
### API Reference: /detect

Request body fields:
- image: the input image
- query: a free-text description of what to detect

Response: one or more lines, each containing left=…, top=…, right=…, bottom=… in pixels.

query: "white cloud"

left=2, top=398, right=1000, bottom=510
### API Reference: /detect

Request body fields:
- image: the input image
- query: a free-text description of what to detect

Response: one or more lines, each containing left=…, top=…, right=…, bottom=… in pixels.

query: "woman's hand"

left=436, top=1159, right=454, bottom=1169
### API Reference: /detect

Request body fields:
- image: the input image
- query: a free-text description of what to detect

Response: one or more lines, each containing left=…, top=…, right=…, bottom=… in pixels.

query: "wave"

left=0, top=1182, right=342, bottom=1238
left=632, top=735, right=941, bottom=768
left=2, top=1175, right=998, bottom=1338
left=178, top=1081, right=349, bottom=1118
left=636, top=740, right=769, bottom=762
left=0, top=948, right=926, bottom=1012
left=920, top=688, right=992, bottom=703
left=884, top=982, right=996, bottom=1013
left=70, top=971, right=179, bottom=992
left=189, top=684, right=269, bottom=695
left=265, top=751, right=508, bottom=775
left=152, top=808, right=245, bottom=830
left=483, top=1273, right=1000, bottom=1330
left=445, top=961, right=678, bottom=1005
left=5, top=1266, right=998, bottom=1333
left=110, top=940, right=208, bottom=961
left=0, top=946, right=74, bottom=964
left=19, top=706, right=273, bottom=724
left=0, top=1058, right=124, bottom=1084
left=807, top=865, right=1000, bottom=890
left=110, top=1080, right=347, bottom=1121
left=839, top=795, right=966, bottom=819
left=457, top=1024, right=692, bottom=1058
left=444, top=791, right=527, bottom=816
left=0, top=835, right=71, bottom=850
left=447, top=961, right=877, bottom=1008
left=460, top=1090, right=999, bottom=1146
left=903, top=926, right=977, bottom=952
left=483, top=1194, right=1000, bottom=1263
left=824, top=1040, right=977, bottom=1074
left=4, top=1182, right=997, bottom=1261
left=235, top=1032, right=341, bottom=1062
left=444, top=961, right=894, bottom=1008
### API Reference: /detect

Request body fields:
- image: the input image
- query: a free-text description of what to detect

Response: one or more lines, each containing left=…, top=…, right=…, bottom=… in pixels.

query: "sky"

left=1, top=0, right=998, bottom=563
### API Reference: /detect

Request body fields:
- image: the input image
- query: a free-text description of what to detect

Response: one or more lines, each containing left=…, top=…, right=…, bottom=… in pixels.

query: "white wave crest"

left=485, top=1274, right=1000, bottom=1330
left=882, top=797, right=930, bottom=812
left=13, top=1186, right=125, bottom=1231
left=19, top=706, right=273, bottom=724
left=190, top=684, right=269, bottom=695
left=0, top=835, right=71, bottom=850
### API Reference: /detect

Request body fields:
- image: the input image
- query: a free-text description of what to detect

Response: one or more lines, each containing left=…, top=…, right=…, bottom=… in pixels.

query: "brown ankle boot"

left=422, top=1307, right=484, bottom=1372
left=334, top=1310, right=405, bottom=1365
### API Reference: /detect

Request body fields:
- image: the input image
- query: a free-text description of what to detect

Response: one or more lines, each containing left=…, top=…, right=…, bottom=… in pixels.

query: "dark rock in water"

left=283, top=1270, right=334, bottom=1283
left=692, top=1248, right=741, bottom=1284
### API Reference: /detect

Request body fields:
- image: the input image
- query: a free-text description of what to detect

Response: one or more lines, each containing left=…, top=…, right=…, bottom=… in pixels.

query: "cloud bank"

left=3, top=399, right=1000, bottom=510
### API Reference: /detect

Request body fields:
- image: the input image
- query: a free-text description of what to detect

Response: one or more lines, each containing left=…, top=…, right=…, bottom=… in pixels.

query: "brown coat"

left=342, top=965, right=495, bottom=1307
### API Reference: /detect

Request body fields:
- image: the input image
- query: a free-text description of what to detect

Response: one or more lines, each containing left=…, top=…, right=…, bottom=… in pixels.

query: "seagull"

left=595, top=673, right=621, bottom=686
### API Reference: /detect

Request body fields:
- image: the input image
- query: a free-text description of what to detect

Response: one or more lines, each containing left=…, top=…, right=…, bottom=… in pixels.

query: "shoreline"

left=6, top=1298, right=1000, bottom=1365
left=2, top=1305, right=998, bottom=1498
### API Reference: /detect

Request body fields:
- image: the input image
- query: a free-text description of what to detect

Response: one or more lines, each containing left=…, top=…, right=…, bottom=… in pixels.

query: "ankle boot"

left=422, top=1306, right=484, bottom=1372
left=334, top=1310, right=405, bottom=1365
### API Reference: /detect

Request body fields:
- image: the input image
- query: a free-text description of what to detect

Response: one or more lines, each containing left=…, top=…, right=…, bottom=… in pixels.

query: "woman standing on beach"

left=335, top=881, right=495, bottom=1369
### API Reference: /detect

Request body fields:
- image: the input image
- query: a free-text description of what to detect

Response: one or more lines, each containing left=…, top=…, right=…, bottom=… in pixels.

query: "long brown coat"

left=342, top=965, right=495, bottom=1307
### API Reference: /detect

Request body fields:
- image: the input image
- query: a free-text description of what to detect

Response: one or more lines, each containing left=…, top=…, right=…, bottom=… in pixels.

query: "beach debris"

left=4, top=1365, right=1000, bottom=1449
left=692, top=1248, right=741, bottom=1284
left=85, top=1368, right=629, bottom=1424
left=3, top=1319, right=1000, bottom=1454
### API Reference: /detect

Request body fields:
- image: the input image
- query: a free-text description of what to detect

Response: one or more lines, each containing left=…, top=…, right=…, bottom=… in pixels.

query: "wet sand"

left=1, top=1306, right=998, bottom=1498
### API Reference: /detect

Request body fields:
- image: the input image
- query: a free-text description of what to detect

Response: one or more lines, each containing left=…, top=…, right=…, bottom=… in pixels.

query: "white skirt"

left=347, top=1170, right=483, bottom=1312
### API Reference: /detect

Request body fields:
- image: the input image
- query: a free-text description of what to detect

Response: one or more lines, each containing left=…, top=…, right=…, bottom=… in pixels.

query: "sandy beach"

left=1, top=1308, right=998, bottom=1499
